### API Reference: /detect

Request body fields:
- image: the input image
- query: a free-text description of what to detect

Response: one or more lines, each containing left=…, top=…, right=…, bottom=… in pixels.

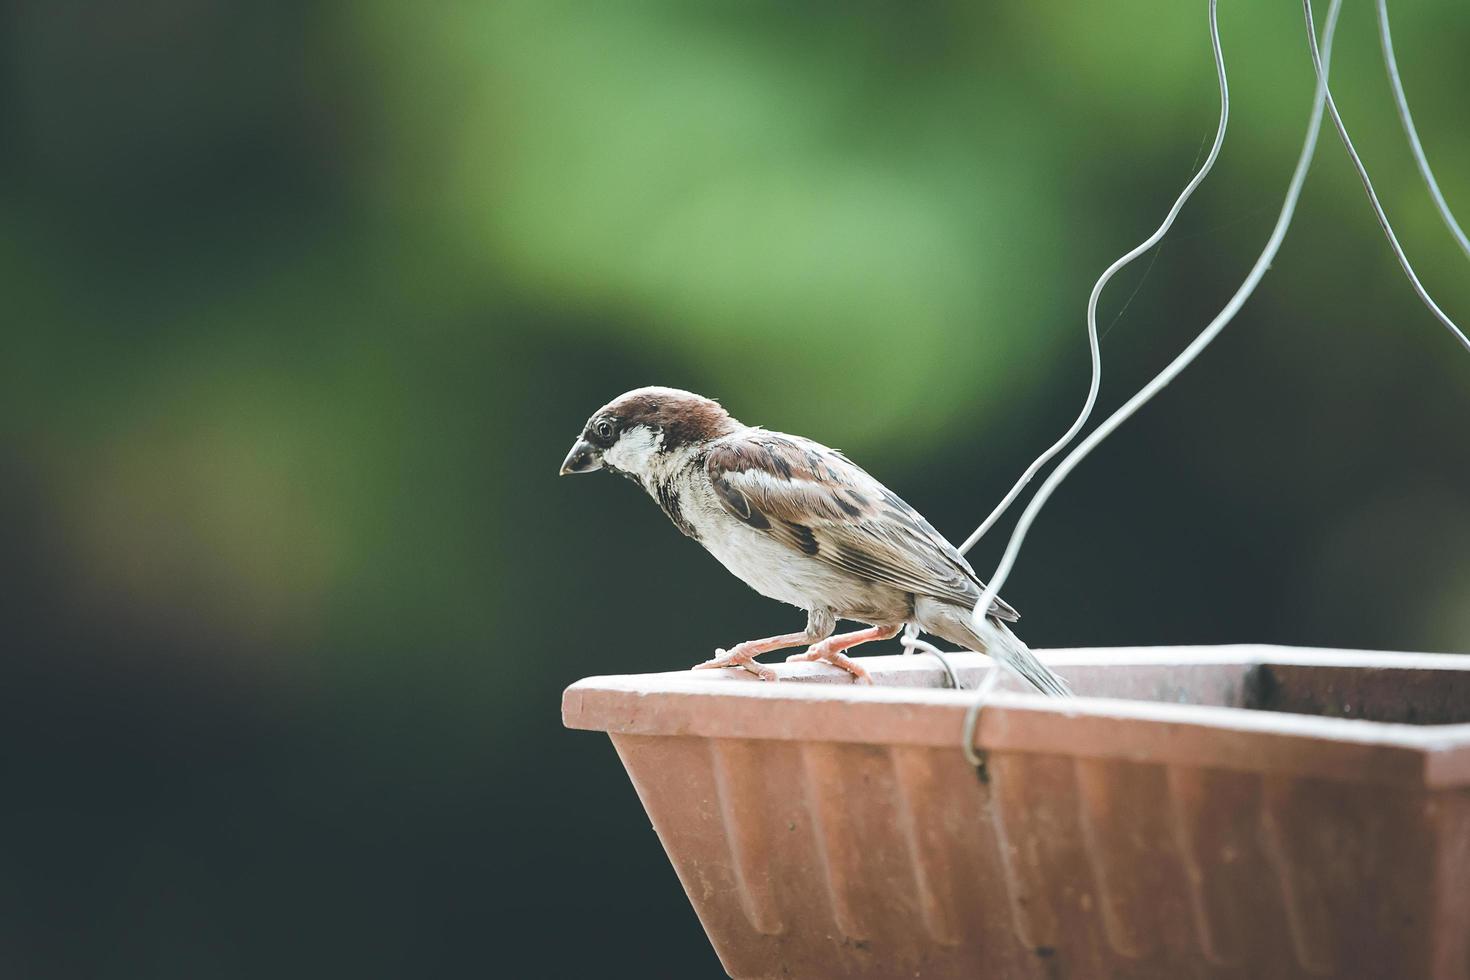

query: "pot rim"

left=563, top=644, right=1470, bottom=788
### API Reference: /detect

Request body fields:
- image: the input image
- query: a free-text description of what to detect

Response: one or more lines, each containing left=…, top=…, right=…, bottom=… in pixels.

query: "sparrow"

left=559, top=386, right=1071, bottom=695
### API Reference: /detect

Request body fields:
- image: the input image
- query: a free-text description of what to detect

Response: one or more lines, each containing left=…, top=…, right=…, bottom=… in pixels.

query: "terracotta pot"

left=563, top=646, right=1470, bottom=979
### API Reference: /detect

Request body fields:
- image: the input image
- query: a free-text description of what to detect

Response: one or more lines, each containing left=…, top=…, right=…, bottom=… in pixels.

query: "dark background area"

left=3, top=1, right=1468, bottom=976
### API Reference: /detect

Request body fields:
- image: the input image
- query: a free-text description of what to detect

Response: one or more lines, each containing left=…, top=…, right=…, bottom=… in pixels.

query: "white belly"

left=699, top=516, right=821, bottom=608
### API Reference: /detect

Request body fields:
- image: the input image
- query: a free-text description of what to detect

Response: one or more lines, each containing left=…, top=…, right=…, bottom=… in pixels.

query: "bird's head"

left=560, top=386, right=739, bottom=481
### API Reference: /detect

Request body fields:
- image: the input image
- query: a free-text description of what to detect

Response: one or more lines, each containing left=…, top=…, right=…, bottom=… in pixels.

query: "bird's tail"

left=986, top=620, right=1072, bottom=698
left=914, top=597, right=1073, bottom=697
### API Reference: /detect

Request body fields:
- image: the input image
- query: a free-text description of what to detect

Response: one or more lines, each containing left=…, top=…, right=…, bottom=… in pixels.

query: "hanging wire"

left=1376, top=0, right=1470, bottom=262
left=898, top=629, right=964, bottom=689
left=956, top=0, right=1230, bottom=559
left=960, top=659, right=1002, bottom=769
left=1301, top=0, right=1470, bottom=352
left=961, top=0, right=1347, bottom=759
left=904, top=0, right=1233, bottom=682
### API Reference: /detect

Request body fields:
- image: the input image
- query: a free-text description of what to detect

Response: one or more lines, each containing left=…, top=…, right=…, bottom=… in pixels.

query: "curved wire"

left=897, top=632, right=964, bottom=688
left=903, top=0, right=1232, bottom=666
left=956, top=0, right=1230, bottom=558
left=965, top=0, right=1345, bottom=658
left=961, top=666, right=1001, bottom=768
left=1302, top=0, right=1469, bottom=352
left=1377, top=0, right=1470, bottom=262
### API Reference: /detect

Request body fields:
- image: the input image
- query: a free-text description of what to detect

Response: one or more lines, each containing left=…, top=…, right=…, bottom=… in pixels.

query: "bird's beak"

left=559, top=438, right=603, bottom=476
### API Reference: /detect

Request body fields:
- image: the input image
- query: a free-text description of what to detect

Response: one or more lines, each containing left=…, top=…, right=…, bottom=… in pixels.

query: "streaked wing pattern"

left=705, top=432, right=1019, bottom=621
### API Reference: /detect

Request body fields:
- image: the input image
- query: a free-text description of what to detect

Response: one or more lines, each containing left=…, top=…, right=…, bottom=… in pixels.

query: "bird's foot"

left=786, top=643, right=873, bottom=685
left=690, top=629, right=816, bottom=681
left=692, top=646, right=778, bottom=682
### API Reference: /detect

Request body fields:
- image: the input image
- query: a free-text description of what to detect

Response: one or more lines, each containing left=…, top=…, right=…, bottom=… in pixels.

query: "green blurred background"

left=4, top=0, right=1468, bottom=975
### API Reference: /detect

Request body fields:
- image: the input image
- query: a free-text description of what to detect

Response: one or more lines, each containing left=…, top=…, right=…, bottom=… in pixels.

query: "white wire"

left=1377, top=0, right=1470, bottom=262
left=1302, top=0, right=1470, bottom=353
left=956, top=0, right=1230, bottom=558
left=898, top=631, right=966, bottom=688
left=960, top=666, right=1001, bottom=768
left=907, top=0, right=1231, bottom=682
left=967, top=0, right=1346, bottom=647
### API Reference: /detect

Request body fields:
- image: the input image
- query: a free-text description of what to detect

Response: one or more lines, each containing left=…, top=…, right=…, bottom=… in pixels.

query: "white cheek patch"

left=603, top=425, right=663, bottom=475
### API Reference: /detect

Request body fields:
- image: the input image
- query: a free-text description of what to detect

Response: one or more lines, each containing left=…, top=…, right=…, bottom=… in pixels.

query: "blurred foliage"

left=3, top=0, right=1468, bottom=975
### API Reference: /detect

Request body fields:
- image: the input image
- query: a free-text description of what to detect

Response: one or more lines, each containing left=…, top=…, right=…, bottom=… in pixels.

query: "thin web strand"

left=1099, top=138, right=1213, bottom=343
left=1377, top=0, right=1470, bottom=261
left=1302, top=0, right=1469, bottom=352
left=956, top=0, right=1230, bottom=557
left=1098, top=241, right=1165, bottom=343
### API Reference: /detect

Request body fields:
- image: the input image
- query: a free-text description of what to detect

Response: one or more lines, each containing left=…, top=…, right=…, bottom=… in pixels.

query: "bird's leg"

left=691, top=631, right=812, bottom=681
left=786, top=624, right=902, bottom=684
left=693, top=611, right=836, bottom=681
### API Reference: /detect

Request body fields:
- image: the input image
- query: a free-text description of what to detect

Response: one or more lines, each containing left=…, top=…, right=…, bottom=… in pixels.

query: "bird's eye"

left=594, top=419, right=614, bottom=441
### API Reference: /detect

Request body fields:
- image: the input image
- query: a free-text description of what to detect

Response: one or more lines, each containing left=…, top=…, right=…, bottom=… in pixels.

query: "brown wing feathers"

left=706, top=433, right=1020, bottom=621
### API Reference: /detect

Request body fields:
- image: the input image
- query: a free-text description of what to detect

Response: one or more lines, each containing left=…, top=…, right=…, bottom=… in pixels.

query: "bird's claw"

left=692, top=647, right=729, bottom=667
left=786, top=644, right=872, bottom=684
left=692, top=648, right=777, bottom=681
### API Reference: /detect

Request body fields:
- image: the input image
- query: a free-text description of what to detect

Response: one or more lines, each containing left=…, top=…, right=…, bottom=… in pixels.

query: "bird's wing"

left=704, top=431, right=1019, bottom=621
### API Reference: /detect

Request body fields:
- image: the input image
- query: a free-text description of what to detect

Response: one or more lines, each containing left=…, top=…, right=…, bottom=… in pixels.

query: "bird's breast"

left=652, top=473, right=701, bottom=540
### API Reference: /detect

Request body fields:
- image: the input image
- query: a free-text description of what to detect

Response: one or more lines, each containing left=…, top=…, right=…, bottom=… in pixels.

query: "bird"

left=559, top=386, right=1071, bottom=695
